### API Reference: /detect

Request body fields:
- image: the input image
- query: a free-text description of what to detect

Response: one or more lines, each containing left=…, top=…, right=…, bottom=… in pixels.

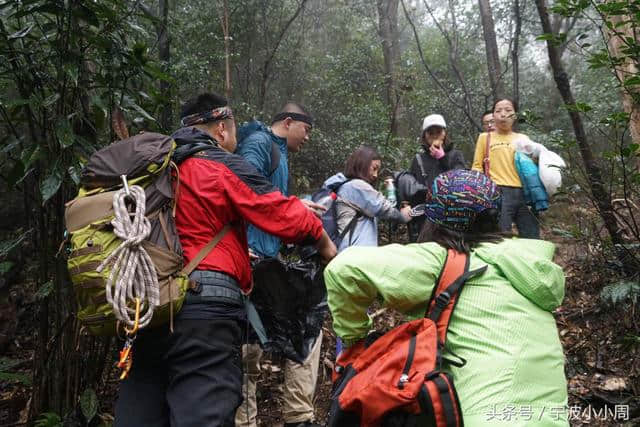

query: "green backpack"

left=65, top=132, right=227, bottom=336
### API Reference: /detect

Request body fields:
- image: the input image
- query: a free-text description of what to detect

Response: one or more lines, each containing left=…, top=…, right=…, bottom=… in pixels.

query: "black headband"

left=181, top=106, right=234, bottom=127
left=271, top=112, right=313, bottom=127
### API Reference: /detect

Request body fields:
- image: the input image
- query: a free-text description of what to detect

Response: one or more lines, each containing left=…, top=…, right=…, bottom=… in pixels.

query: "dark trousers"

left=499, top=186, right=540, bottom=239
left=114, top=297, right=244, bottom=427
left=408, top=217, right=425, bottom=243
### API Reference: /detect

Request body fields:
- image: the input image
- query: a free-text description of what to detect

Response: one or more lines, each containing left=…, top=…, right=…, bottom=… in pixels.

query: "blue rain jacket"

left=236, top=121, right=289, bottom=257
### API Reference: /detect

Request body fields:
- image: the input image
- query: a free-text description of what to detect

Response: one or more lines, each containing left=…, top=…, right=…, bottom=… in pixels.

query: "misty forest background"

left=1, top=0, right=640, bottom=425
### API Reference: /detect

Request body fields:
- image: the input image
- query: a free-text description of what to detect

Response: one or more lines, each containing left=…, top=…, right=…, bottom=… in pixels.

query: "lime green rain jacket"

left=324, top=238, right=569, bottom=426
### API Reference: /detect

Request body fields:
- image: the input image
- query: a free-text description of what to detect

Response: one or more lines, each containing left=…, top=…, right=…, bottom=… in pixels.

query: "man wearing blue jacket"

left=235, top=102, right=323, bottom=427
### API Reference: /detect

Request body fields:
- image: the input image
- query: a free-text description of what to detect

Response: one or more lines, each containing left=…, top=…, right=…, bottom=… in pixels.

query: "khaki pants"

left=235, top=332, right=322, bottom=426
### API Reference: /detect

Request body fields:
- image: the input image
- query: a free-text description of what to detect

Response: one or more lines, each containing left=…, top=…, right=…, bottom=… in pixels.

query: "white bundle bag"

left=513, top=137, right=544, bottom=158
left=538, top=147, right=566, bottom=197
left=513, top=137, right=566, bottom=197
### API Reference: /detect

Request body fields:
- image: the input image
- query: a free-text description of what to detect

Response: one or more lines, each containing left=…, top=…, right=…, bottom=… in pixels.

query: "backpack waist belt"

left=188, top=270, right=244, bottom=306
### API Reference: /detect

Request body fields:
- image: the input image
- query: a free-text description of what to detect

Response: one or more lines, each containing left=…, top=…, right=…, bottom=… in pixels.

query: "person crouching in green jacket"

left=324, top=169, right=569, bottom=426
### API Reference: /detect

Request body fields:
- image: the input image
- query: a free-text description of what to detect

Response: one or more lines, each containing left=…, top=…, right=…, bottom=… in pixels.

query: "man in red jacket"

left=114, top=92, right=336, bottom=427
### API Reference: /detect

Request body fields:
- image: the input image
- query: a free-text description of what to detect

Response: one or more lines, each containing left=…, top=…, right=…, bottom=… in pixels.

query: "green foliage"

left=34, top=280, right=54, bottom=300
left=0, top=0, right=166, bottom=419
left=80, top=388, right=99, bottom=423
left=622, top=334, right=640, bottom=351
left=596, top=0, right=639, bottom=16
left=0, top=0, right=164, bottom=203
left=586, top=48, right=616, bottom=70
left=0, top=232, right=31, bottom=258
left=600, top=281, right=640, bottom=306
left=600, top=111, right=630, bottom=126
left=40, top=169, right=63, bottom=206
left=0, top=357, right=31, bottom=386
left=565, top=102, right=593, bottom=113
left=0, top=260, right=13, bottom=274
left=551, top=0, right=591, bottom=16
left=518, top=110, right=542, bottom=126
left=34, top=412, right=63, bottom=427
left=536, top=32, right=568, bottom=47
left=551, top=227, right=578, bottom=239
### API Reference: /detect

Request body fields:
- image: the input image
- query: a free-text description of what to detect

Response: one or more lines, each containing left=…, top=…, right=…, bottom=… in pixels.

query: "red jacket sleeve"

left=221, top=166, right=323, bottom=245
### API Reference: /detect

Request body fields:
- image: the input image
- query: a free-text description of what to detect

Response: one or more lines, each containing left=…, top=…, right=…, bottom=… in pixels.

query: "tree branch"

left=401, top=0, right=479, bottom=129
left=259, top=0, right=308, bottom=109
left=423, top=0, right=475, bottom=128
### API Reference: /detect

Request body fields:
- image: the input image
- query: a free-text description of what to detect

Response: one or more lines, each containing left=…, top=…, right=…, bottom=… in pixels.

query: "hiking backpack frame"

left=328, top=249, right=487, bottom=427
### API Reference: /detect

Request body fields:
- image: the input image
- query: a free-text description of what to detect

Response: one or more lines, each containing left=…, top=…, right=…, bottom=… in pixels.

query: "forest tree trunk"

left=377, top=0, right=407, bottom=139
left=258, top=0, right=308, bottom=112
left=221, top=0, right=232, bottom=100
left=512, top=0, right=522, bottom=106
left=478, top=0, right=505, bottom=101
left=158, top=0, right=172, bottom=130
left=604, top=10, right=640, bottom=149
left=534, top=0, right=630, bottom=263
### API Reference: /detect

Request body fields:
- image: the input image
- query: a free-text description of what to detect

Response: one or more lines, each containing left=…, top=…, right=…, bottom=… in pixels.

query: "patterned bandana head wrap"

left=271, top=112, right=313, bottom=127
left=180, top=106, right=234, bottom=127
left=424, top=169, right=501, bottom=232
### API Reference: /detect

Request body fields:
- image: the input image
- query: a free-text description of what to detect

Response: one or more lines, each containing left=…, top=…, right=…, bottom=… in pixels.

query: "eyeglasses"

left=482, top=120, right=495, bottom=125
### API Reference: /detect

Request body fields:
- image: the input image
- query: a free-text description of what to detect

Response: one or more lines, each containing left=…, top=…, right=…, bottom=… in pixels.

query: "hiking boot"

left=283, top=422, right=322, bottom=427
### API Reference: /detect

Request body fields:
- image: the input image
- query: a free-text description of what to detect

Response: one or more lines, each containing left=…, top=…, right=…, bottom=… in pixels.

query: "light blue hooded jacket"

left=323, top=173, right=407, bottom=252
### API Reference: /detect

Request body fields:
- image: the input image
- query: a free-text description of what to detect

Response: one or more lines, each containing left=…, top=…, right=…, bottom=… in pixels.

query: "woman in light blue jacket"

left=323, top=146, right=411, bottom=253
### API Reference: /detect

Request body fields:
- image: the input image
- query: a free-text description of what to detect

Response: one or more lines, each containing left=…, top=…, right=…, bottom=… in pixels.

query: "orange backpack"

left=328, top=250, right=486, bottom=427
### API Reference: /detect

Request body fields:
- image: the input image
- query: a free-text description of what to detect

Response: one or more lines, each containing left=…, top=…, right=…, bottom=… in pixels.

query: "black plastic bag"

left=250, top=257, right=327, bottom=363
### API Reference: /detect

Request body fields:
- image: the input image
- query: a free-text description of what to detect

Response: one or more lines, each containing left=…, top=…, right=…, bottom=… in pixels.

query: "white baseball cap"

left=422, top=114, right=447, bottom=131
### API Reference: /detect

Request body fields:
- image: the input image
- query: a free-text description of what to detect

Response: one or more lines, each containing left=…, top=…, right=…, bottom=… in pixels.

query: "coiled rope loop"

left=97, top=185, right=159, bottom=329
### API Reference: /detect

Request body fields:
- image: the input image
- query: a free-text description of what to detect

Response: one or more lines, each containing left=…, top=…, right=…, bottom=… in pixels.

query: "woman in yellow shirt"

left=472, top=98, right=539, bottom=238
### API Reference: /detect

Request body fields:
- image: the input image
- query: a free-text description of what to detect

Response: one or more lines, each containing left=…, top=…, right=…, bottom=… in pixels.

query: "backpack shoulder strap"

left=180, top=224, right=232, bottom=276
left=426, top=249, right=487, bottom=344
left=483, top=132, right=492, bottom=177
left=332, top=179, right=361, bottom=246
left=268, top=141, right=281, bottom=177
left=337, top=211, right=362, bottom=246
left=328, top=177, right=352, bottom=192
left=415, top=152, right=427, bottom=178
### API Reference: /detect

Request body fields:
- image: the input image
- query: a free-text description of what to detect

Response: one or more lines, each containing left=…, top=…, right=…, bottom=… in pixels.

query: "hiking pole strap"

left=180, top=224, right=231, bottom=276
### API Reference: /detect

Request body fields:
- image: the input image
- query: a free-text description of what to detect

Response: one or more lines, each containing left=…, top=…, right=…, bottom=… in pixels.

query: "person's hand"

left=429, top=144, right=445, bottom=159
left=315, top=230, right=337, bottom=263
left=301, top=199, right=326, bottom=217
left=400, top=205, right=412, bottom=222
left=333, top=337, right=369, bottom=382
left=248, top=248, right=260, bottom=261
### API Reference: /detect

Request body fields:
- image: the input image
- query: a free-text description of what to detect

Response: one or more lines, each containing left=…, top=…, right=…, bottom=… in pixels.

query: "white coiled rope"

left=97, top=185, right=159, bottom=329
